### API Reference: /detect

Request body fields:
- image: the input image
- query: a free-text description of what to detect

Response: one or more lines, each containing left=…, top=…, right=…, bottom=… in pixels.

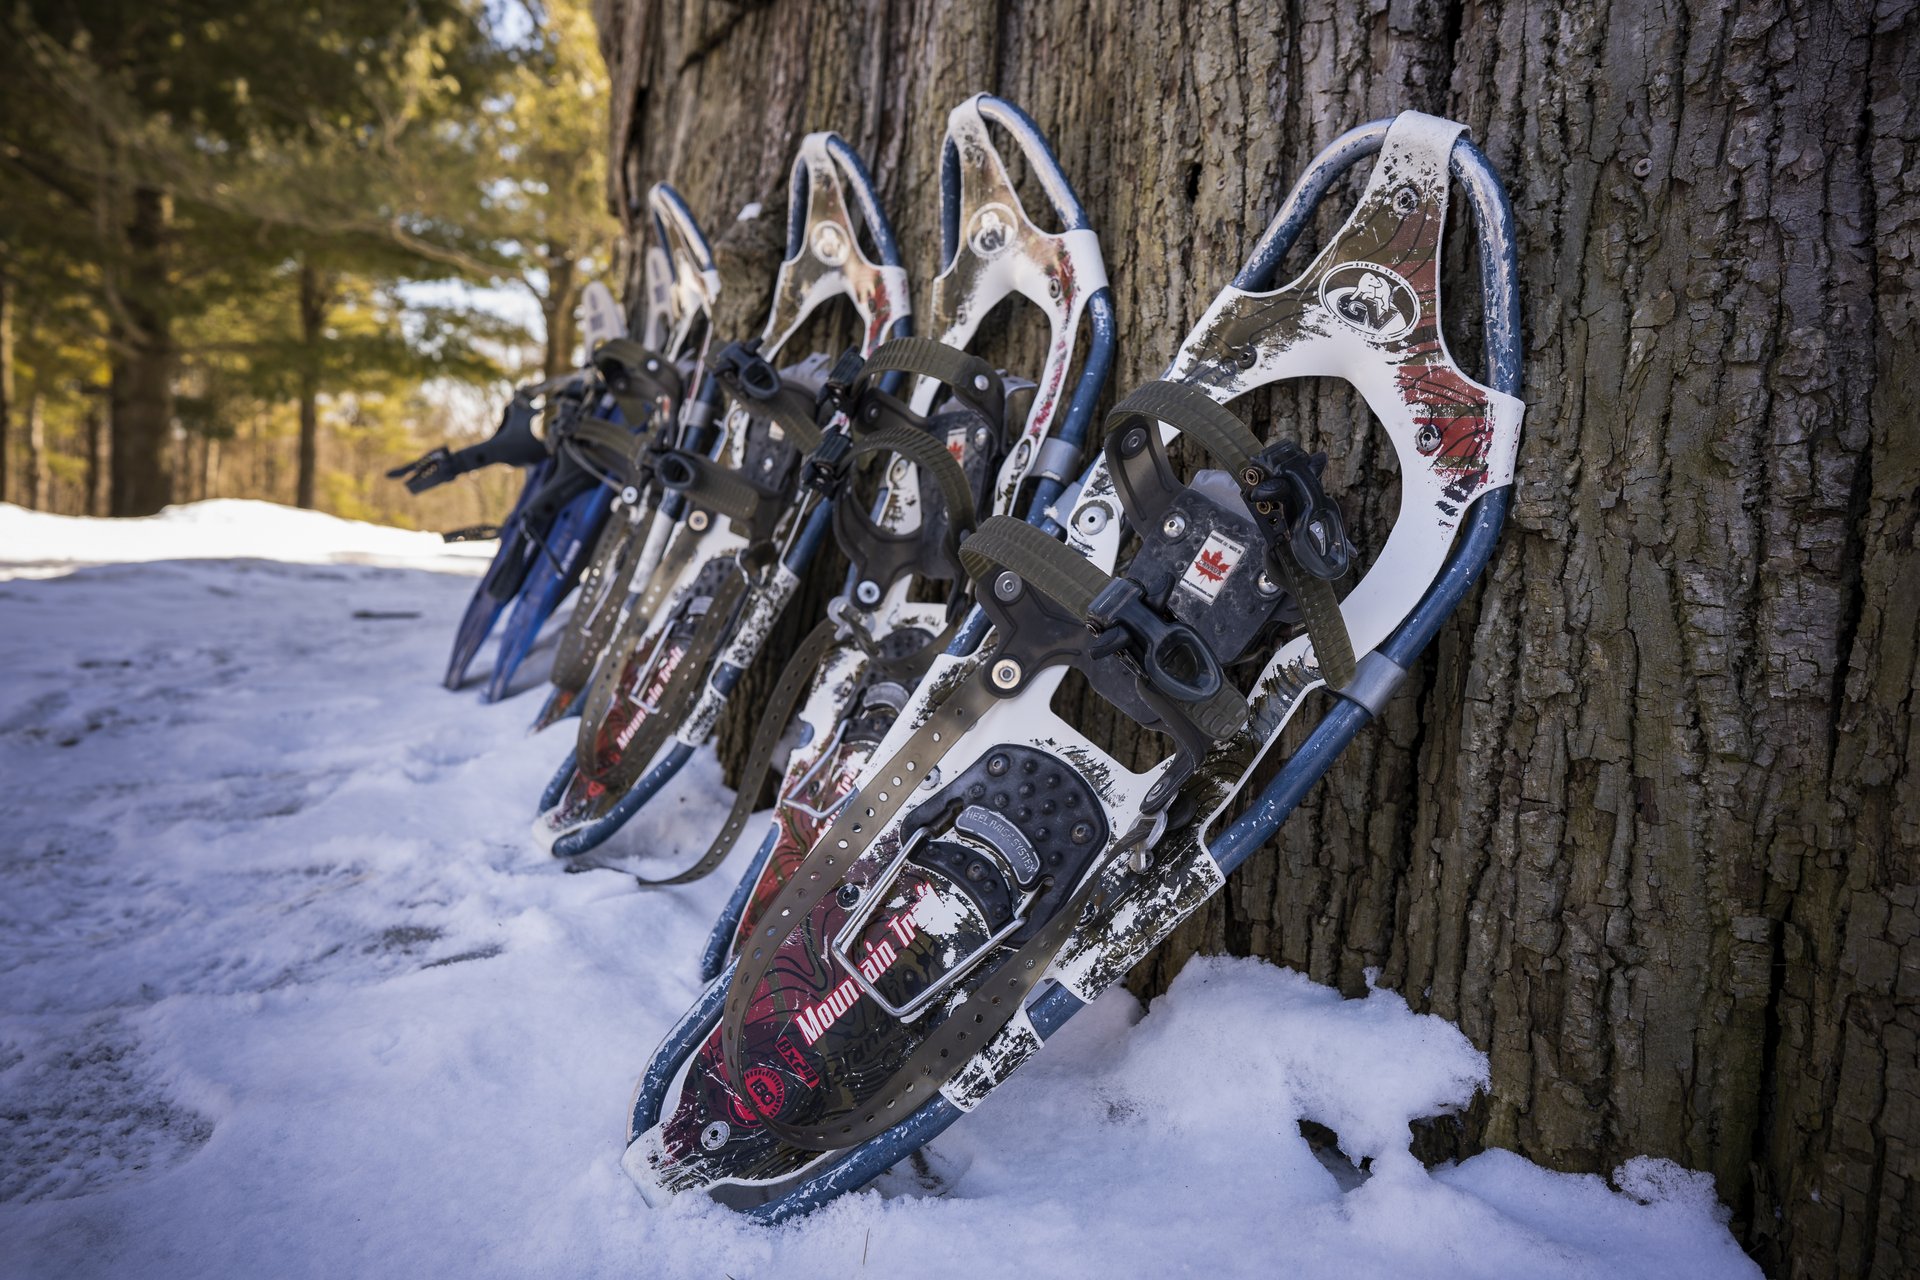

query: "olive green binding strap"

left=594, top=338, right=684, bottom=426
left=1108, top=381, right=1356, bottom=690
left=960, top=515, right=1250, bottom=739
left=657, top=449, right=766, bottom=527
left=708, top=359, right=825, bottom=454
left=568, top=417, right=646, bottom=484
left=669, top=615, right=843, bottom=887
left=579, top=570, right=749, bottom=792
left=854, top=336, right=1005, bottom=426
left=959, top=513, right=1108, bottom=615
left=849, top=423, right=976, bottom=541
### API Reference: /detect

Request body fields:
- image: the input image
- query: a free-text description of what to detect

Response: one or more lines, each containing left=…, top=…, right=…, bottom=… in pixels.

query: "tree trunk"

left=595, top=2, right=1919, bottom=1276
left=541, top=249, right=580, bottom=381
left=0, top=266, right=12, bottom=507
left=295, top=260, right=330, bottom=511
left=84, top=396, right=104, bottom=516
left=109, top=185, right=174, bottom=517
left=23, top=387, right=45, bottom=510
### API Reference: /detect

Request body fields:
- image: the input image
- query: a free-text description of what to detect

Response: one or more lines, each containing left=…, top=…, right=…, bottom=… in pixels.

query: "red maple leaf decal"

left=1194, top=549, right=1231, bottom=582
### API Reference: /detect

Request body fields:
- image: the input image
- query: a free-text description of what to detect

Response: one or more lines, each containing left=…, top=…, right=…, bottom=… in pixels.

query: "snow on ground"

left=0, top=501, right=1760, bottom=1280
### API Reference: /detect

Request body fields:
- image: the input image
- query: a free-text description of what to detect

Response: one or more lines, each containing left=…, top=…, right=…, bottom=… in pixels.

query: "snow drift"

left=0, top=502, right=1759, bottom=1279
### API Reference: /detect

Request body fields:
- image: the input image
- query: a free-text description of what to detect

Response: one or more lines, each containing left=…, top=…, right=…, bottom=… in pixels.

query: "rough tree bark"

left=108, top=185, right=174, bottom=518
left=592, top=2, right=1919, bottom=1274
left=23, top=386, right=44, bottom=510
left=540, top=248, right=581, bottom=382
left=295, top=260, right=331, bottom=512
left=0, top=266, right=11, bottom=506
left=83, top=395, right=104, bottom=516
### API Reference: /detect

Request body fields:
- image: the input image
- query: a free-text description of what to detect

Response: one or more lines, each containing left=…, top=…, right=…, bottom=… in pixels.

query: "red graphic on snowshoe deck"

left=583, top=636, right=684, bottom=777
left=790, top=886, right=928, bottom=1046
left=732, top=741, right=868, bottom=954
left=775, top=1036, right=819, bottom=1088
left=1195, top=550, right=1230, bottom=581
left=742, top=1068, right=786, bottom=1118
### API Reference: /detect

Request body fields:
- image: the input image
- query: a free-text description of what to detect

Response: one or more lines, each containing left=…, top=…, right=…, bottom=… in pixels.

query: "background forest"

left=0, top=0, right=614, bottom=532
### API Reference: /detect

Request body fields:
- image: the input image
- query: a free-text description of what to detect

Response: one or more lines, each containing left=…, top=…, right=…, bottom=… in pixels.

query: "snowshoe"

left=392, top=216, right=700, bottom=699
left=693, top=92, right=1116, bottom=975
left=624, top=110, right=1524, bottom=1221
left=531, top=193, right=726, bottom=729
left=533, top=133, right=912, bottom=860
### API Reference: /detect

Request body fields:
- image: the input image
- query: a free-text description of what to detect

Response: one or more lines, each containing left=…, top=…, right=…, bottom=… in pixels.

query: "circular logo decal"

left=742, top=1066, right=787, bottom=1119
left=968, top=203, right=1018, bottom=259
left=1319, top=263, right=1420, bottom=341
left=811, top=222, right=849, bottom=267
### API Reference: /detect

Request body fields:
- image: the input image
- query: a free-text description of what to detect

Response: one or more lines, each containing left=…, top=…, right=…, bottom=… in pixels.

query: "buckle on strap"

left=1239, top=441, right=1354, bottom=581
left=707, top=339, right=783, bottom=402
left=803, top=429, right=854, bottom=497
left=1085, top=577, right=1224, bottom=702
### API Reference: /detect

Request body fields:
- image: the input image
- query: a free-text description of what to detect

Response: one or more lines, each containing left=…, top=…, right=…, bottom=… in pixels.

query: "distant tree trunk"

left=597, top=3, right=1918, bottom=1277
left=541, top=249, right=580, bottom=381
left=295, top=259, right=331, bottom=511
left=83, top=396, right=104, bottom=516
left=0, top=266, right=12, bottom=506
left=23, top=386, right=45, bottom=510
left=109, top=185, right=174, bottom=517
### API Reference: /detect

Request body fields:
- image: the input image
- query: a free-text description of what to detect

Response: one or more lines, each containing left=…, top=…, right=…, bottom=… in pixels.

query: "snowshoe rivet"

left=1415, top=422, right=1442, bottom=454
left=974, top=426, right=992, bottom=448
left=973, top=374, right=990, bottom=392
left=1074, top=502, right=1111, bottom=536
left=1121, top=428, right=1148, bottom=456
left=1162, top=513, right=1187, bottom=539
left=837, top=883, right=861, bottom=908
left=1048, top=277, right=1062, bottom=299
left=1256, top=572, right=1281, bottom=597
left=966, top=862, right=986, bottom=881
left=987, top=754, right=1010, bottom=776
left=701, top=1121, right=730, bottom=1150
left=1243, top=465, right=1265, bottom=486
left=856, top=580, right=882, bottom=605
left=761, top=457, right=774, bottom=472
left=1395, top=184, right=1420, bottom=213
left=620, top=486, right=640, bottom=505
left=921, top=767, right=941, bottom=790
left=1128, top=847, right=1153, bottom=874
left=647, top=359, right=661, bottom=372
left=866, top=404, right=881, bottom=421
left=689, top=511, right=711, bottom=532
left=990, top=660, right=1022, bottom=690
left=994, top=572, right=1024, bottom=602
left=1071, top=822, right=1094, bottom=844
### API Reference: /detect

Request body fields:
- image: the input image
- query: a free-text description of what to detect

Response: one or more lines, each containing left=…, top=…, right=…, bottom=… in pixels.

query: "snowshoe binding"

left=531, top=192, right=726, bottom=729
